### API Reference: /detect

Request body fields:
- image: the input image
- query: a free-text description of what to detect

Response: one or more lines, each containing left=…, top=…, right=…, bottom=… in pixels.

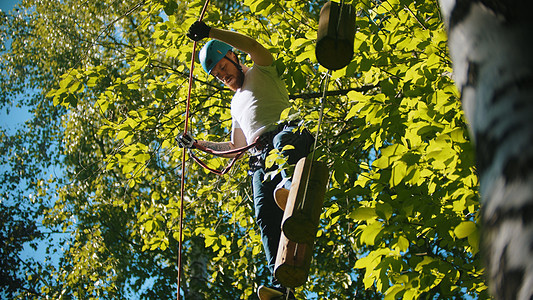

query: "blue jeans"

left=250, top=125, right=314, bottom=284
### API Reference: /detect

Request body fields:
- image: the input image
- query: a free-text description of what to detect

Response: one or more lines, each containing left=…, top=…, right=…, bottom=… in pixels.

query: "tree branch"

left=289, top=85, right=376, bottom=100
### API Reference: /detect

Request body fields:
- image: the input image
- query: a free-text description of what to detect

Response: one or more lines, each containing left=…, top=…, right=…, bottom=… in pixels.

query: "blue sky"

left=1, top=0, right=33, bottom=134
left=1, top=0, right=57, bottom=284
left=0, top=0, right=18, bottom=11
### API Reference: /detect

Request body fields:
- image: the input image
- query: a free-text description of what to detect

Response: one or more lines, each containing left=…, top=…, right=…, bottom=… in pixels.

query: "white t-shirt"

left=231, top=64, right=290, bottom=144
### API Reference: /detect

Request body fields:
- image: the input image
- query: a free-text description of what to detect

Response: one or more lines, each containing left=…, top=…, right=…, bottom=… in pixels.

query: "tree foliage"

left=1, top=0, right=486, bottom=298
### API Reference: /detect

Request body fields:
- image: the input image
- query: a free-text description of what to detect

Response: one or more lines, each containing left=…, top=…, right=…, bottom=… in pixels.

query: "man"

left=180, top=21, right=314, bottom=299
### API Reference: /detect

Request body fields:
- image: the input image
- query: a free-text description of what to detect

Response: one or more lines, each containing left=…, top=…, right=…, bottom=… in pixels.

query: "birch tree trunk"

left=183, top=236, right=208, bottom=300
left=439, top=1, right=533, bottom=299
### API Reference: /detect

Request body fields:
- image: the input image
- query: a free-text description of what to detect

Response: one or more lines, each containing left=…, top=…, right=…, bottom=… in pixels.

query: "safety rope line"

left=187, top=141, right=258, bottom=175
left=177, top=1, right=210, bottom=299
left=310, top=71, right=331, bottom=162
left=298, top=70, right=330, bottom=212
left=189, top=151, right=243, bottom=175
left=298, top=0, right=343, bottom=211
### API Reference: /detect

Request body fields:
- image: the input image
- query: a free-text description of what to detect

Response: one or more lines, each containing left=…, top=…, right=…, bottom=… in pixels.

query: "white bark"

left=439, top=0, right=533, bottom=299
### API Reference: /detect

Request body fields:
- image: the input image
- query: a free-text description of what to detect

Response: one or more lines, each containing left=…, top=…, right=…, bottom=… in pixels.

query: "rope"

left=188, top=141, right=258, bottom=176
left=310, top=71, right=330, bottom=162
left=298, top=0, right=344, bottom=210
left=189, top=152, right=243, bottom=176
left=194, top=142, right=258, bottom=156
left=298, top=71, right=330, bottom=212
left=177, top=1, right=210, bottom=299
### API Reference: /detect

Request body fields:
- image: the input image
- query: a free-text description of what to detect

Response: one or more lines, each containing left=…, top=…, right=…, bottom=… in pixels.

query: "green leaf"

left=96, top=99, right=109, bottom=113
left=376, top=202, right=393, bottom=221
left=390, top=160, right=407, bottom=187
left=454, top=221, right=477, bottom=239
left=145, top=220, right=154, bottom=233
left=360, top=221, right=383, bottom=246
left=166, top=48, right=179, bottom=58
left=468, top=228, right=480, bottom=254
left=349, top=207, right=377, bottom=221
left=347, top=90, right=371, bottom=102
left=396, top=236, right=409, bottom=252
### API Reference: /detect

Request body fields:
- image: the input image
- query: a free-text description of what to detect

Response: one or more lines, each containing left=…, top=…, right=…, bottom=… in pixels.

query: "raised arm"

left=208, top=28, right=273, bottom=66
left=187, top=21, right=273, bottom=67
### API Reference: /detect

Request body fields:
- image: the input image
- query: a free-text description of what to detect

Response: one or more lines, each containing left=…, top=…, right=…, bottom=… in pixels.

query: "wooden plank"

left=315, top=1, right=356, bottom=70
left=274, top=231, right=313, bottom=288
left=282, top=158, right=329, bottom=244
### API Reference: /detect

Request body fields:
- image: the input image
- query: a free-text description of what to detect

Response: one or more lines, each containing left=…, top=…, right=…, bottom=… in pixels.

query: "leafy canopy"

left=1, top=0, right=485, bottom=299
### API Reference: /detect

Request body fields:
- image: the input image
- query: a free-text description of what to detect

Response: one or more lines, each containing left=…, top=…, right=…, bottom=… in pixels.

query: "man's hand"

left=187, top=21, right=211, bottom=41
left=176, top=133, right=196, bottom=149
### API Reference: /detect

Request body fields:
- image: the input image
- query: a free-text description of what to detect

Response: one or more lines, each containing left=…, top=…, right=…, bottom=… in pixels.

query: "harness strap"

left=193, top=140, right=258, bottom=156
left=189, top=151, right=243, bottom=176
left=187, top=139, right=260, bottom=175
left=223, top=55, right=244, bottom=75
left=187, top=121, right=299, bottom=175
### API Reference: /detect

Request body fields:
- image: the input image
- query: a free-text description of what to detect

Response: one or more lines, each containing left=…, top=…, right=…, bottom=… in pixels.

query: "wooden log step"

left=282, top=157, right=328, bottom=245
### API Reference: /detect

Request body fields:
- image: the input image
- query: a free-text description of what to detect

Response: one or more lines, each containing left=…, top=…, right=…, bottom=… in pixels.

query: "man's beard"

left=235, top=69, right=245, bottom=88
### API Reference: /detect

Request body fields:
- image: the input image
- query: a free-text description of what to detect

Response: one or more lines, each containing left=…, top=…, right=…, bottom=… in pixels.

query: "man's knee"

left=273, top=128, right=313, bottom=163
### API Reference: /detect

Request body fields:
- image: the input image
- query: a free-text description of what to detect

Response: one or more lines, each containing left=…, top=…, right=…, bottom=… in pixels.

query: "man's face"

left=211, top=51, right=244, bottom=92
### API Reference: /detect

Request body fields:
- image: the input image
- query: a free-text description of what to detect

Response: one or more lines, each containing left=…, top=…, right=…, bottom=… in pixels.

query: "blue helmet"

left=199, top=40, right=233, bottom=75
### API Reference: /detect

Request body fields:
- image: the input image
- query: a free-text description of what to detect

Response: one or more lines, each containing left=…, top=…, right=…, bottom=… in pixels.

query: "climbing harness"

left=185, top=120, right=299, bottom=176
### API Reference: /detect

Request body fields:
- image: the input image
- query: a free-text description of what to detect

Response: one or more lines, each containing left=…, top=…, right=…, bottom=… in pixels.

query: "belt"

left=254, top=120, right=300, bottom=152
left=248, top=121, right=301, bottom=174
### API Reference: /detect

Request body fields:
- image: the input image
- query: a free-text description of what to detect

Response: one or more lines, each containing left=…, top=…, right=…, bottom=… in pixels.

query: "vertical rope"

left=310, top=71, right=331, bottom=161
left=177, top=1, right=210, bottom=299
left=298, top=71, right=330, bottom=211
left=298, top=0, right=345, bottom=210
